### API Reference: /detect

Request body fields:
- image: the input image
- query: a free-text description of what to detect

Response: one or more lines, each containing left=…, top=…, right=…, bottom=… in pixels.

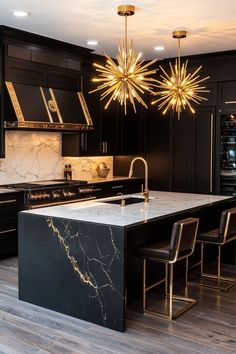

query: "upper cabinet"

left=171, top=107, right=216, bottom=194
left=145, top=106, right=171, bottom=191
left=196, top=81, right=217, bottom=107
left=218, top=81, right=236, bottom=108
left=5, top=43, right=82, bottom=90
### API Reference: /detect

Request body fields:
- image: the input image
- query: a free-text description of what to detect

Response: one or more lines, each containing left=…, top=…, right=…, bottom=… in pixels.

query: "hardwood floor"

left=0, top=257, right=235, bottom=354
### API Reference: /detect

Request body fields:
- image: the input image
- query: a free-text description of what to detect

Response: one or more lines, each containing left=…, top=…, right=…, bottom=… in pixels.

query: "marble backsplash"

left=0, top=131, right=113, bottom=184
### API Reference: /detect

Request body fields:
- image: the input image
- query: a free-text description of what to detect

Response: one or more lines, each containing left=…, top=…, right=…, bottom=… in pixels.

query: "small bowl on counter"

left=96, top=167, right=110, bottom=178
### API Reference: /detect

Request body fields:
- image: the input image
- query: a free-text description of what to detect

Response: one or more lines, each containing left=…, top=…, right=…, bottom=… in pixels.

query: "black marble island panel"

left=18, top=214, right=125, bottom=332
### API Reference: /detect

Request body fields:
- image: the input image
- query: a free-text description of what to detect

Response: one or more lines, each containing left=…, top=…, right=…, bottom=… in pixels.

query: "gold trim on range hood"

left=4, top=82, right=93, bottom=131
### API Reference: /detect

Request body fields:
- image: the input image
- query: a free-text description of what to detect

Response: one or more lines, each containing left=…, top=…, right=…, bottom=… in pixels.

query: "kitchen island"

left=18, top=191, right=235, bottom=332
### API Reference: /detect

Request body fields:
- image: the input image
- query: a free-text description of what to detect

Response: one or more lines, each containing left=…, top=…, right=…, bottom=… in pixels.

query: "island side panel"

left=18, top=213, right=126, bottom=332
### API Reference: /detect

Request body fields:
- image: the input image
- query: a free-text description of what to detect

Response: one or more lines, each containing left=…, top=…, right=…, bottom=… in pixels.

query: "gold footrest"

left=144, top=295, right=198, bottom=320
left=187, top=273, right=236, bottom=292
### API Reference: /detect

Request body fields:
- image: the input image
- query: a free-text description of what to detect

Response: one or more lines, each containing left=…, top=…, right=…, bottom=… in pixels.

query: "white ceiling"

left=1, top=0, right=236, bottom=60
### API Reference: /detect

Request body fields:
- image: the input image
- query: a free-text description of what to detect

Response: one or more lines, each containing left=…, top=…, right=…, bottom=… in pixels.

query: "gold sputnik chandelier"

left=151, top=31, right=210, bottom=119
left=90, top=5, right=158, bottom=114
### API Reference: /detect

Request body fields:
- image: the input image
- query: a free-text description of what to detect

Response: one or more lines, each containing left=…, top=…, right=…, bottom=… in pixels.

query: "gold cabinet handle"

left=0, top=228, right=16, bottom=234
left=210, top=114, right=214, bottom=193
left=0, top=199, right=17, bottom=205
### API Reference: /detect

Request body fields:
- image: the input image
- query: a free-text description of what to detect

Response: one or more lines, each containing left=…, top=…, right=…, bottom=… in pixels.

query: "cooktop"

left=2, top=179, right=88, bottom=190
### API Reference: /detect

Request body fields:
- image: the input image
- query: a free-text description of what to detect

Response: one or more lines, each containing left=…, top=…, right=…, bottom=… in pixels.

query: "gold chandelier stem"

left=125, top=14, right=128, bottom=72
left=91, top=4, right=158, bottom=115
left=178, top=38, right=181, bottom=81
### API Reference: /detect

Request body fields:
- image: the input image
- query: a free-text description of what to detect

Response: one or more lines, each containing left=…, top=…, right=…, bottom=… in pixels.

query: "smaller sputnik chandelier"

left=151, top=31, right=210, bottom=119
left=90, top=5, right=158, bottom=114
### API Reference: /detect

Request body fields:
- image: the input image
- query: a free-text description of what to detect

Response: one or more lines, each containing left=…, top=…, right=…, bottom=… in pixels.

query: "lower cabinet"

left=89, top=178, right=143, bottom=199
left=0, top=192, right=24, bottom=258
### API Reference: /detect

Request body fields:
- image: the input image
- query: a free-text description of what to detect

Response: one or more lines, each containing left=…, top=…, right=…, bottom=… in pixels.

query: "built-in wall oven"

left=220, top=113, right=236, bottom=195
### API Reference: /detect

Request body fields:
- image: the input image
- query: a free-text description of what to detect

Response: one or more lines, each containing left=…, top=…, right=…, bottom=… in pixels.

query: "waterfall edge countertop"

left=21, top=191, right=234, bottom=227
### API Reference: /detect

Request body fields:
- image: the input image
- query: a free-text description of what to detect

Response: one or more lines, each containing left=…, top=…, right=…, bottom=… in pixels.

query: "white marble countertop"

left=22, top=191, right=233, bottom=227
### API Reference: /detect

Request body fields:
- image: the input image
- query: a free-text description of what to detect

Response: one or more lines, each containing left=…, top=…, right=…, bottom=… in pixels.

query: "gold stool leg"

left=165, top=263, right=168, bottom=296
left=143, top=258, right=146, bottom=312
left=169, top=263, right=173, bottom=320
left=201, top=243, right=204, bottom=275
left=186, top=257, right=188, bottom=284
left=217, top=245, right=221, bottom=288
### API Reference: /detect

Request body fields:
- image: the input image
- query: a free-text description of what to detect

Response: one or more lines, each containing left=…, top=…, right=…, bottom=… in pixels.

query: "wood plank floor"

left=0, top=257, right=235, bottom=354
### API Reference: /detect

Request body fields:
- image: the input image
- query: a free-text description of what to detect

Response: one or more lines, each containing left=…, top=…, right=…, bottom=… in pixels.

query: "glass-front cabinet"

left=220, top=113, right=236, bottom=195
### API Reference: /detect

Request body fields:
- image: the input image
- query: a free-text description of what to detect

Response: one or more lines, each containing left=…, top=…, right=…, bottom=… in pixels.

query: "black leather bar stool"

left=136, top=217, right=199, bottom=320
left=187, top=207, right=236, bottom=291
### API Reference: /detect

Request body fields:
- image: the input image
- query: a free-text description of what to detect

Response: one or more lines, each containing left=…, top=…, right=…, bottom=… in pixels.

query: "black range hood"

left=4, top=82, right=93, bottom=131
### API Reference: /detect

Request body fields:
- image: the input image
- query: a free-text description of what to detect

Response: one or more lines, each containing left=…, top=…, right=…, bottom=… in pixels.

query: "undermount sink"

left=101, top=197, right=145, bottom=205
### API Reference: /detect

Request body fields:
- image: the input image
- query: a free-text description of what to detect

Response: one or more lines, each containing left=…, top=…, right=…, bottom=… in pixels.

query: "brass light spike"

left=151, top=30, right=210, bottom=120
left=90, top=4, right=158, bottom=115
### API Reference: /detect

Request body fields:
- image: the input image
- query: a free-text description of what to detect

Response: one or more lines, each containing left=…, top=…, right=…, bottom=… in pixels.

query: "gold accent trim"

left=77, top=92, right=93, bottom=126
left=49, top=88, right=63, bottom=123
left=4, top=121, right=93, bottom=131
left=39, top=87, right=53, bottom=123
left=5, top=82, right=25, bottom=123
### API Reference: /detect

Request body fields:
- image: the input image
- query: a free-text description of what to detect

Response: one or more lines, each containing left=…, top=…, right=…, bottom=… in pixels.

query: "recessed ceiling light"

left=11, top=11, right=30, bottom=17
left=86, top=40, right=98, bottom=46
left=154, top=46, right=165, bottom=51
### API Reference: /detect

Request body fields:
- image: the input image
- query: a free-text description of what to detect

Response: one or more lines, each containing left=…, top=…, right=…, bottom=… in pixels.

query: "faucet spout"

left=128, top=157, right=149, bottom=202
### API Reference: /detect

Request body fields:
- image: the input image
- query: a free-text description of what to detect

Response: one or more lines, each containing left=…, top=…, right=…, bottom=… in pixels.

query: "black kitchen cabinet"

left=61, top=105, right=119, bottom=157
left=5, top=57, right=81, bottom=90
left=0, top=42, right=5, bottom=157
left=62, top=54, right=121, bottom=157
left=78, top=66, right=101, bottom=156
left=100, top=103, right=120, bottom=155
left=145, top=106, right=216, bottom=194
left=83, top=54, right=120, bottom=156
left=192, top=107, right=215, bottom=194
left=119, top=103, right=146, bottom=155
left=146, top=106, right=171, bottom=191
left=171, top=107, right=216, bottom=194
left=4, top=38, right=85, bottom=90
left=171, top=111, right=193, bottom=192
left=218, top=81, right=236, bottom=108
left=88, top=178, right=143, bottom=199
left=0, top=191, right=24, bottom=258
left=192, top=81, right=217, bottom=107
